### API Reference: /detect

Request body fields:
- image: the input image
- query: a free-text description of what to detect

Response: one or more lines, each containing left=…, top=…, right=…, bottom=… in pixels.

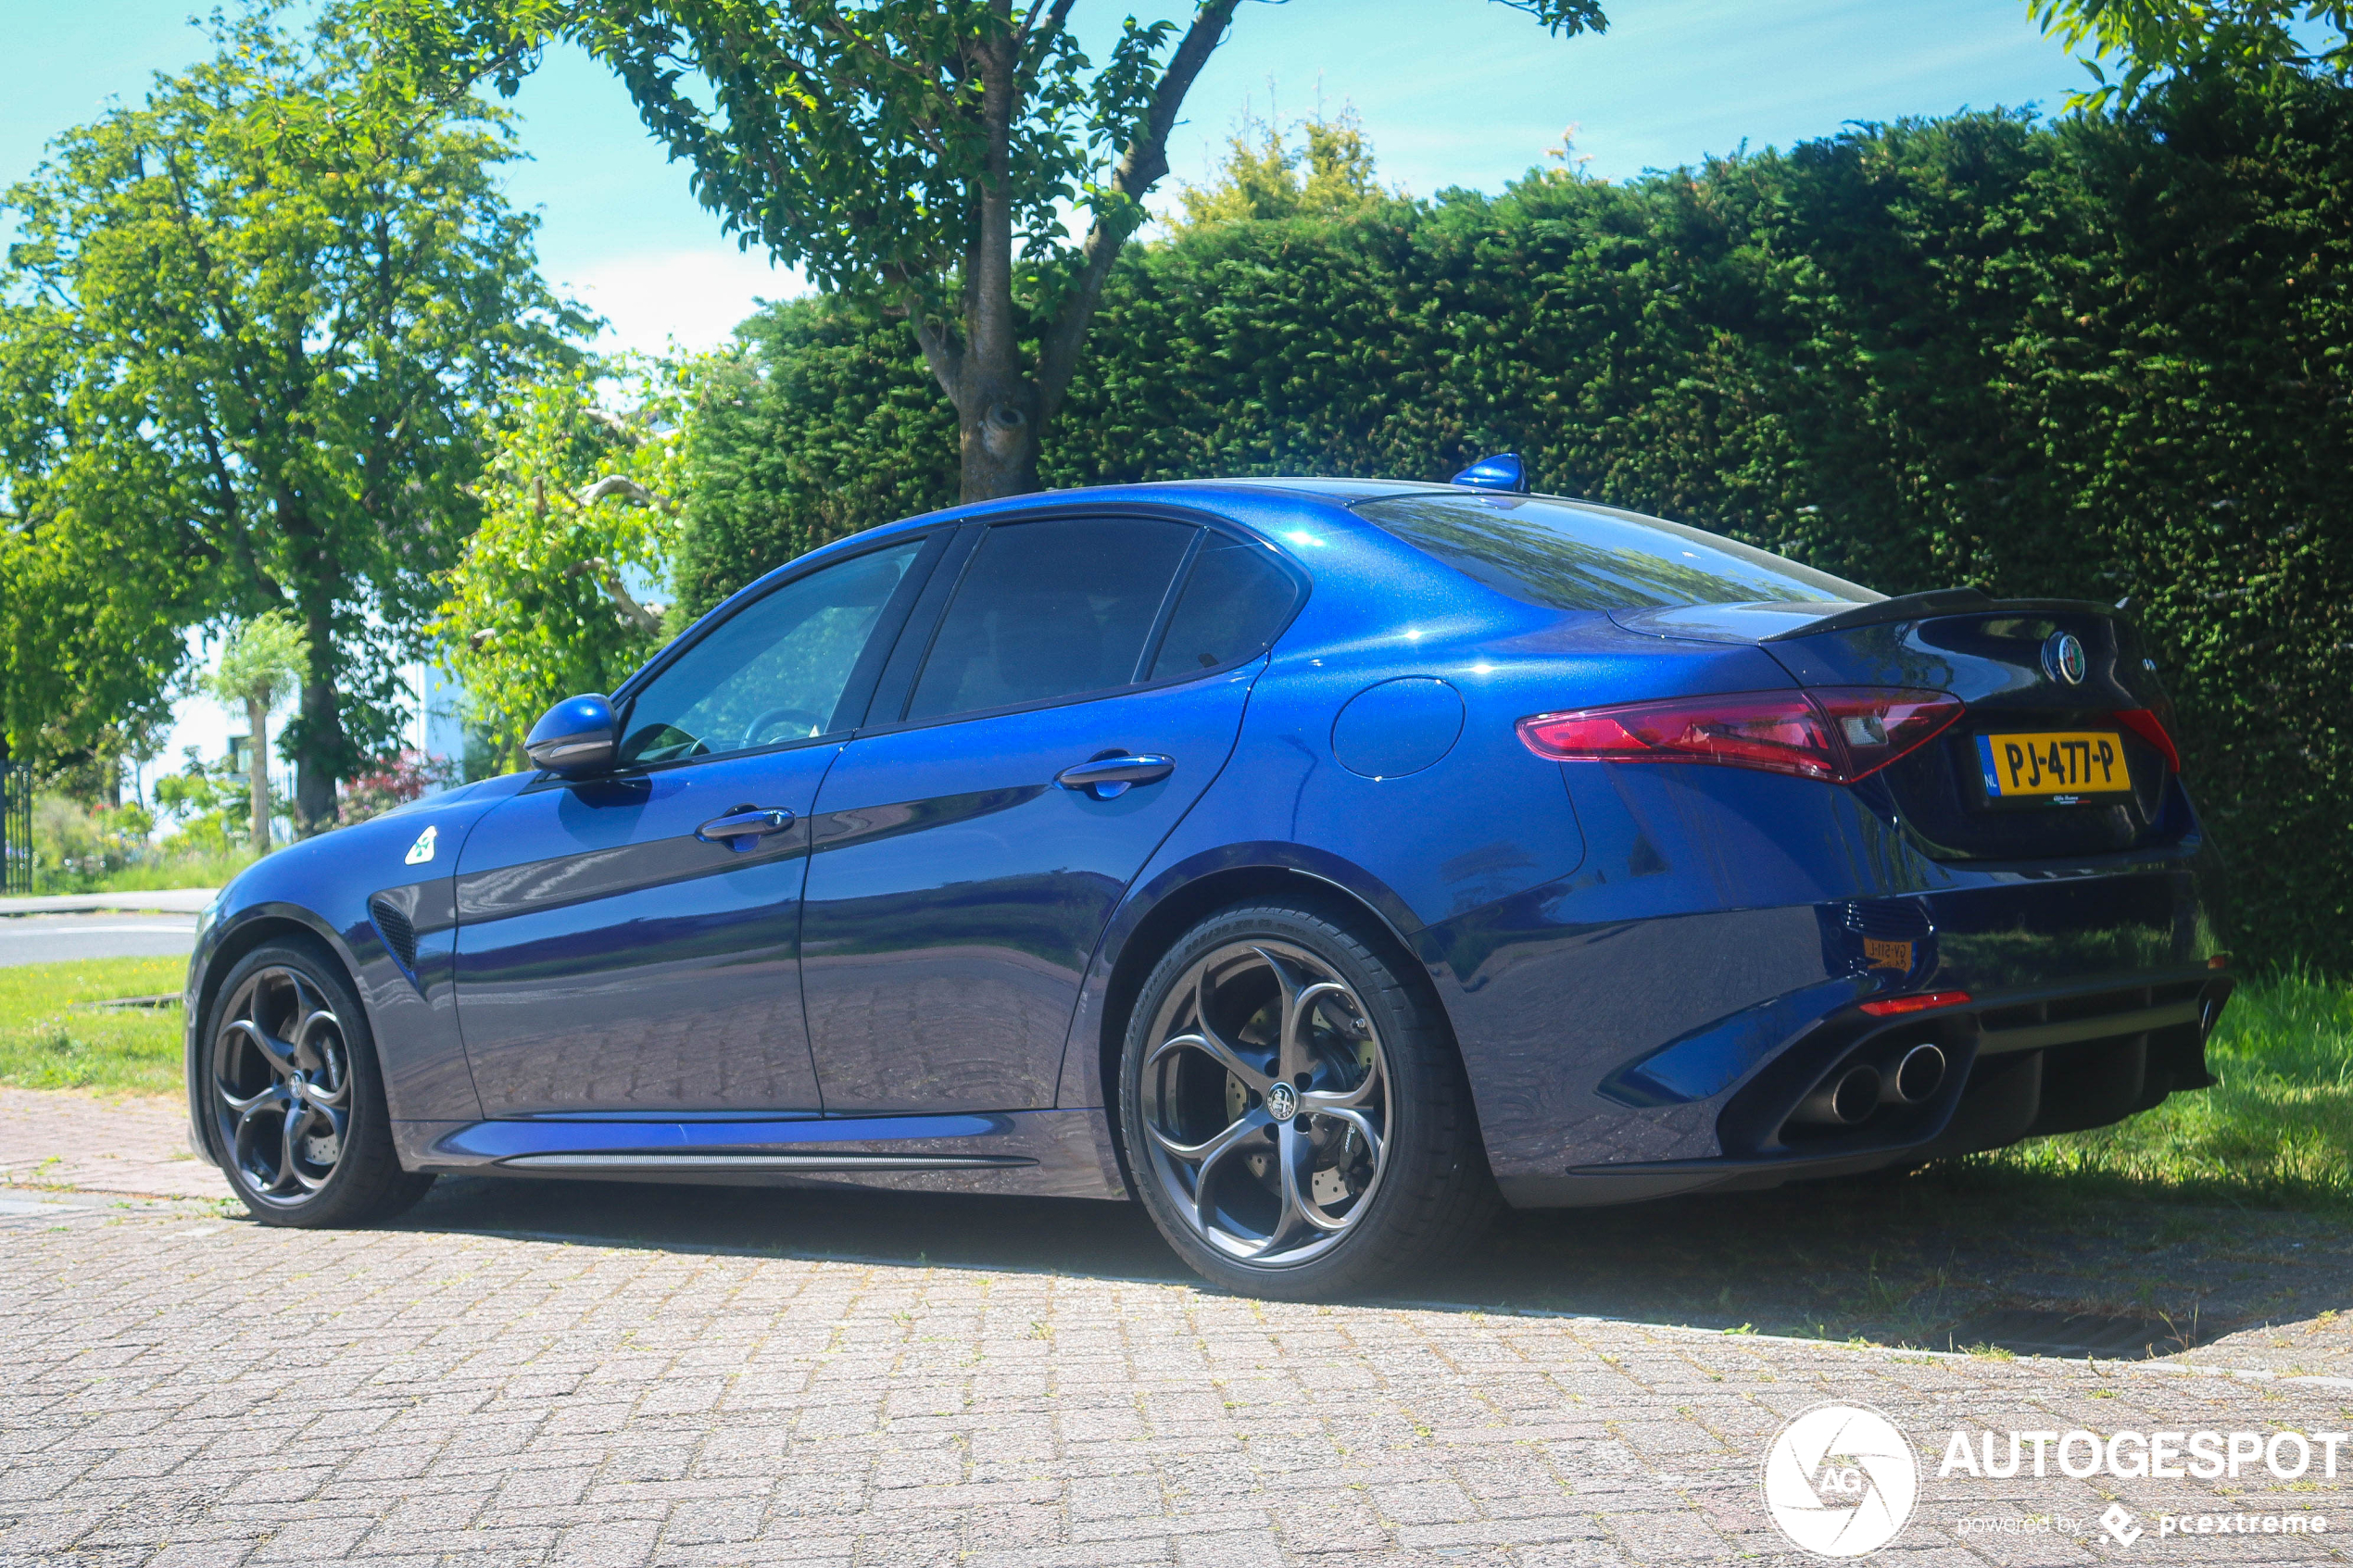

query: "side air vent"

left=369, top=895, right=419, bottom=973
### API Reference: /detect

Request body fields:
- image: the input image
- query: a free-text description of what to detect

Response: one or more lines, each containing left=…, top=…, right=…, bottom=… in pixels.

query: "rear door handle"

left=695, top=806, right=796, bottom=849
left=1054, top=754, right=1176, bottom=801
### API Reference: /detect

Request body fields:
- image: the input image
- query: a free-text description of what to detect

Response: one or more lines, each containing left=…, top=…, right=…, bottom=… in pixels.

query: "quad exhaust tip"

left=1886, top=1043, right=1946, bottom=1106
left=1796, top=1063, right=1882, bottom=1126
left=1793, top=1043, right=1947, bottom=1128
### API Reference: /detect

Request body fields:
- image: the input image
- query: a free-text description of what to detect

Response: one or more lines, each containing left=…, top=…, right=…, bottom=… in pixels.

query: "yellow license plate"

left=1975, top=731, right=2133, bottom=800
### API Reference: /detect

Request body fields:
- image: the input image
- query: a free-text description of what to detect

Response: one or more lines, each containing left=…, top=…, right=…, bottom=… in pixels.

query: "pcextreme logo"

left=1761, top=1404, right=1919, bottom=1558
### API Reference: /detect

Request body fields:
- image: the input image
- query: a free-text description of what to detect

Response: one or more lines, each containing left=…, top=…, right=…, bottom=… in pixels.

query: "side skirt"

left=399, top=1107, right=1132, bottom=1201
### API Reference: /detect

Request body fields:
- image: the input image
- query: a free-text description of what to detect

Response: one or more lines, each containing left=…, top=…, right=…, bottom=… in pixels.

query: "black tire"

left=1118, top=899, right=1498, bottom=1300
left=199, top=937, right=434, bottom=1227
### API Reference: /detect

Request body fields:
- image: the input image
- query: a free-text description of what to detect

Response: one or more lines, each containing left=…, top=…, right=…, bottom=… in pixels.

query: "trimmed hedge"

left=680, top=75, right=2353, bottom=966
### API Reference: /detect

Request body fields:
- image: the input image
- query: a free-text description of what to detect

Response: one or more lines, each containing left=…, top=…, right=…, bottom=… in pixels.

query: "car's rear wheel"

left=1120, top=900, right=1496, bottom=1299
left=202, top=939, right=434, bottom=1227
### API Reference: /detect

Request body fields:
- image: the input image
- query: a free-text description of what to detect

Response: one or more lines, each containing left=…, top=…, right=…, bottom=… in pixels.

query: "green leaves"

left=208, top=611, right=309, bottom=715
left=430, top=358, right=706, bottom=756
left=373, top=2, right=1607, bottom=501
left=0, top=4, right=587, bottom=809
left=2027, top=0, right=2353, bottom=108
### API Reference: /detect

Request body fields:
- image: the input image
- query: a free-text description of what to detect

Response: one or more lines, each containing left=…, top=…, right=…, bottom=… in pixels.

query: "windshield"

left=1354, top=493, right=1880, bottom=611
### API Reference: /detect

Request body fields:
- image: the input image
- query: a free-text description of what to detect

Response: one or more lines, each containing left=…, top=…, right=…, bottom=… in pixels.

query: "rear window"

left=1355, top=493, right=1879, bottom=611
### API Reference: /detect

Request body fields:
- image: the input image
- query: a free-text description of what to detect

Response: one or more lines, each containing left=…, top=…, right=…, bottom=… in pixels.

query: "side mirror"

left=525, top=693, right=619, bottom=777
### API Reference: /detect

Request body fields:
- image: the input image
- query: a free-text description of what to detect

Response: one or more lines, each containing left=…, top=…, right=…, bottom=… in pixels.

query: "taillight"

left=1516, top=687, right=1963, bottom=785
left=2113, top=708, right=2180, bottom=773
left=1859, top=990, right=1972, bottom=1016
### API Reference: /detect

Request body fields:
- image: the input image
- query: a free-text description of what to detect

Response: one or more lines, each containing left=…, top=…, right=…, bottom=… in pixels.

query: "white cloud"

left=558, top=247, right=810, bottom=358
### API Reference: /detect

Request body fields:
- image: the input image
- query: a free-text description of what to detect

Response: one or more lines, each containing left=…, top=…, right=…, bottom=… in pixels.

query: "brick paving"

left=0, top=1090, right=2346, bottom=1565
left=0, top=1089, right=225, bottom=1201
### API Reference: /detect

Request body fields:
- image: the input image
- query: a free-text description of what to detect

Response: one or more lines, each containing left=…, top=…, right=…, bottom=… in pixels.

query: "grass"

left=31, top=846, right=254, bottom=897
left=1972, top=969, right=2353, bottom=1209
left=85, top=847, right=254, bottom=893
left=0, top=957, right=188, bottom=1096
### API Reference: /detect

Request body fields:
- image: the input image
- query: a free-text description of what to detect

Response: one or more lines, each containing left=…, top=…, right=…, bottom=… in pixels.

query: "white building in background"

left=413, top=663, right=472, bottom=792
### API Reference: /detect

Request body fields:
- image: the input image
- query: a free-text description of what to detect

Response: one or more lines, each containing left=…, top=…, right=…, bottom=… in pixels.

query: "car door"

left=799, top=514, right=1304, bottom=1114
left=452, top=533, right=938, bottom=1116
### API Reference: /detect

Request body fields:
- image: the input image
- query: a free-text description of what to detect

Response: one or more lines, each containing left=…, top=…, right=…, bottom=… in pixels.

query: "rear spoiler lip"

left=1758, top=589, right=2121, bottom=643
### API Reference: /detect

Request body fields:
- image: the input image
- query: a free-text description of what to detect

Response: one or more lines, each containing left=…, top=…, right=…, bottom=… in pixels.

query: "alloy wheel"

left=1138, top=939, right=1390, bottom=1266
left=210, top=966, right=352, bottom=1207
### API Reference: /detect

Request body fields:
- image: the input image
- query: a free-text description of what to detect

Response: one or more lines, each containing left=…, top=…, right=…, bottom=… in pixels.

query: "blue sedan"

left=182, top=461, right=2232, bottom=1298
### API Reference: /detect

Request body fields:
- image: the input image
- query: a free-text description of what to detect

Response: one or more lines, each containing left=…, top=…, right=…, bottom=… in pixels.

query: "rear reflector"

left=2113, top=708, right=2181, bottom=773
left=1516, top=687, right=1963, bottom=784
left=1859, top=990, right=1973, bottom=1016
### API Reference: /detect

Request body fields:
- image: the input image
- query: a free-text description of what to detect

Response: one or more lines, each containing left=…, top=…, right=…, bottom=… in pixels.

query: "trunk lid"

left=1612, top=591, right=2184, bottom=860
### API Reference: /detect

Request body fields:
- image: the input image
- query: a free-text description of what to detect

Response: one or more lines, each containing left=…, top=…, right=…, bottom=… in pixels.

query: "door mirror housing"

left=525, top=694, right=619, bottom=777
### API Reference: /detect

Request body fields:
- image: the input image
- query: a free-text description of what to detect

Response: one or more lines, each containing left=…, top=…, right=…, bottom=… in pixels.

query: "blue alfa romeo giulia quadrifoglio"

left=183, top=462, right=2231, bottom=1298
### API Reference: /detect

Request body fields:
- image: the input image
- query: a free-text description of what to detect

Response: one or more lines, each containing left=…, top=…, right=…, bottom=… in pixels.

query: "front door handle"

left=1054, top=753, right=1176, bottom=801
left=695, top=806, right=796, bottom=850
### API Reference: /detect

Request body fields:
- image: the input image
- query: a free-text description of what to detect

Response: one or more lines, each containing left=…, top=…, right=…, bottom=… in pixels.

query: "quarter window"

left=1149, top=534, right=1299, bottom=678
left=905, top=517, right=1195, bottom=721
left=618, top=540, right=924, bottom=765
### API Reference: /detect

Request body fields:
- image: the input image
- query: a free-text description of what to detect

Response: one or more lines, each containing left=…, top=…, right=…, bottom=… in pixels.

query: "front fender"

left=182, top=776, right=528, bottom=1168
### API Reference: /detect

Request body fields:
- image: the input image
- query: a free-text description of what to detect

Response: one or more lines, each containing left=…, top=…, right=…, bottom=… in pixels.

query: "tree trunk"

left=958, top=383, right=1040, bottom=501
left=950, top=26, right=1038, bottom=506
left=293, top=597, right=339, bottom=835
left=245, top=694, right=271, bottom=854
left=930, top=0, right=1236, bottom=505
left=294, top=673, right=339, bottom=834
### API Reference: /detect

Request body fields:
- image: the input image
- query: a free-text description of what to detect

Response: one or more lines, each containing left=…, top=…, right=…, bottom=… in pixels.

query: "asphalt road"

left=0, top=912, right=197, bottom=966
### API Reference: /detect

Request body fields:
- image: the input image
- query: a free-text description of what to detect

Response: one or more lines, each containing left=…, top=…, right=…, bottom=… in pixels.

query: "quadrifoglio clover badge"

left=1762, top=1403, right=1919, bottom=1558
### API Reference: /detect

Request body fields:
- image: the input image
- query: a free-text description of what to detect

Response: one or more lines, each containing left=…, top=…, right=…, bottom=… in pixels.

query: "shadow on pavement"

left=395, top=1164, right=2353, bottom=1355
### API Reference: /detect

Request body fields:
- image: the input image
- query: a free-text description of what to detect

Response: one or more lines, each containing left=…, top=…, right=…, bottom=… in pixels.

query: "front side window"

left=619, top=539, right=924, bottom=765
left=904, top=517, right=1195, bottom=722
left=1355, top=493, right=1878, bottom=611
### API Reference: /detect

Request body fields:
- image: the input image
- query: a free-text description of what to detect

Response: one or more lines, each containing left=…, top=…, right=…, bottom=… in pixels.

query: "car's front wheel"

left=202, top=939, right=434, bottom=1226
left=1120, top=900, right=1496, bottom=1299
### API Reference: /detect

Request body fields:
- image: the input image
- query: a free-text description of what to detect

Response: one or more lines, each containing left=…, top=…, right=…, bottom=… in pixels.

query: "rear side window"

left=1150, top=535, right=1299, bottom=678
left=1356, top=493, right=1877, bottom=610
left=906, top=517, right=1195, bottom=721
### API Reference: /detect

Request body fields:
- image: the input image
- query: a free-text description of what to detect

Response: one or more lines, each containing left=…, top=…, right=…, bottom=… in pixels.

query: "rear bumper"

left=1498, top=963, right=2231, bottom=1208
left=1422, top=805, right=2230, bottom=1194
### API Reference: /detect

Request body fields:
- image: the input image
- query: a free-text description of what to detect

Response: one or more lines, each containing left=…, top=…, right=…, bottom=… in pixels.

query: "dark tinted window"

left=906, top=517, right=1194, bottom=721
left=1356, top=493, right=1878, bottom=611
left=1149, top=535, right=1298, bottom=678
left=619, top=540, right=922, bottom=764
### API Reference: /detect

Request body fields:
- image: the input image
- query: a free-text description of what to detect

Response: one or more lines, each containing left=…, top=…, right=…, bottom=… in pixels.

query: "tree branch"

left=885, top=263, right=966, bottom=399
left=1035, top=1, right=1238, bottom=419
left=565, top=556, right=664, bottom=633
left=1019, top=0, right=1078, bottom=45
left=573, top=474, right=657, bottom=507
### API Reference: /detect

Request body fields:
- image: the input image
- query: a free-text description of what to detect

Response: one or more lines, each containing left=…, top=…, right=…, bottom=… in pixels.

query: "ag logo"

left=404, top=824, right=437, bottom=866
left=1761, top=1403, right=1918, bottom=1558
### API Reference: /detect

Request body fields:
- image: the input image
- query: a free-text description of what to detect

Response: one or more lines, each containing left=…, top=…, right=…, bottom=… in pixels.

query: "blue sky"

left=0, top=0, right=2094, bottom=775
left=5, top=0, right=2095, bottom=358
